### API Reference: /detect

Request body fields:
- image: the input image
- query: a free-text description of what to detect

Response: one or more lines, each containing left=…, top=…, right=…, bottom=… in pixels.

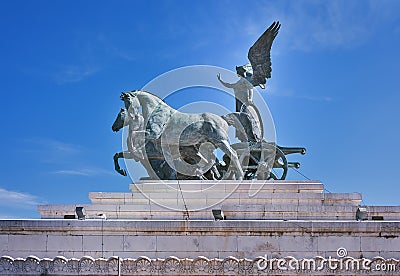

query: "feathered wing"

left=248, top=21, right=281, bottom=88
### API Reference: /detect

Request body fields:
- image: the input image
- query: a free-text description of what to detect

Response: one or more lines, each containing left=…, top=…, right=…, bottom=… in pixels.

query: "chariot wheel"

left=225, top=142, right=275, bottom=180
left=269, top=146, right=288, bottom=180
left=220, top=142, right=289, bottom=180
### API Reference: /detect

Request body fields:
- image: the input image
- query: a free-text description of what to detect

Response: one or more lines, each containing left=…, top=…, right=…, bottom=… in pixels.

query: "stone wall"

left=2, top=219, right=400, bottom=259
left=1, top=219, right=400, bottom=275
left=2, top=181, right=400, bottom=275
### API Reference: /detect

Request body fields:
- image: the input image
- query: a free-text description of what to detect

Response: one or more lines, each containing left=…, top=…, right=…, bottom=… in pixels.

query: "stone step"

left=89, top=191, right=361, bottom=206
left=129, top=180, right=324, bottom=194
left=39, top=202, right=400, bottom=221
left=38, top=204, right=358, bottom=220
left=40, top=203, right=360, bottom=214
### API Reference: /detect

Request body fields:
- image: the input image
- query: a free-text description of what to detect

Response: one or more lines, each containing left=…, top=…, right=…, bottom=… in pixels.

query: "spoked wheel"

left=235, top=141, right=275, bottom=180
left=269, top=147, right=288, bottom=180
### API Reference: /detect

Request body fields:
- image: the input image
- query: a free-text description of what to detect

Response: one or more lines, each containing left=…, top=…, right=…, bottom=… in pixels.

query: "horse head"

left=112, top=108, right=128, bottom=132
left=120, top=91, right=141, bottom=110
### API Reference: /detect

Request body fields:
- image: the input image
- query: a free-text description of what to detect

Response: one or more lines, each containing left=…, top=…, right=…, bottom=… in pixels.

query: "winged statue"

left=217, top=21, right=281, bottom=142
left=239, top=21, right=280, bottom=89
left=218, top=21, right=280, bottom=109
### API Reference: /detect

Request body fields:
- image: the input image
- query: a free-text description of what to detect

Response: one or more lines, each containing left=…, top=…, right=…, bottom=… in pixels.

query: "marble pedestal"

left=38, top=180, right=398, bottom=221
left=1, top=180, right=400, bottom=275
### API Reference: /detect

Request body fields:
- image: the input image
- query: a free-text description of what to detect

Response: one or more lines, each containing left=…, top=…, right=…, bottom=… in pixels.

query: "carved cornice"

left=1, top=255, right=400, bottom=275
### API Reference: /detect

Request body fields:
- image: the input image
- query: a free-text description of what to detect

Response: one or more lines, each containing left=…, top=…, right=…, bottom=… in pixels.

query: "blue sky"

left=0, top=0, right=400, bottom=218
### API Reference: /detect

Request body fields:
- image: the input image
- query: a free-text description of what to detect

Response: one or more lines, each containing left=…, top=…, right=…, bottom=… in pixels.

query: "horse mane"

left=128, top=90, right=166, bottom=104
left=124, top=90, right=178, bottom=140
left=132, top=90, right=179, bottom=115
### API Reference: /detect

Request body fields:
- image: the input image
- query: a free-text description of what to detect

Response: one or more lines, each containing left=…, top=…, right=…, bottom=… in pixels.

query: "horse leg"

left=114, top=152, right=127, bottom=176
left=217, top=140, right=244, bottom=180
left=207, top=163, right=221, bottom=180
left=114, top=151, right=139, bottom=176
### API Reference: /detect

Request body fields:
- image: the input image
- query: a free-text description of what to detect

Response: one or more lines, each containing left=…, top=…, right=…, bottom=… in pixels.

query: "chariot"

left=112, top=91, right=306, bottom=181
left=112, top=22, right=306, bottom=181
left=227, top=141, right=306, bottom=180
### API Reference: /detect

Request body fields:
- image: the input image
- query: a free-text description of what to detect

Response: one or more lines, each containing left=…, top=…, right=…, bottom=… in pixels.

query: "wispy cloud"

left=96, top=33, right=138, bottom=62
left=23, top=137, right=81, bottom=153
left=0, top=187, right=43, bottom=209
left=274, top=1, right=399, bottom=51
left=21, top=138, right=114, bottom=177
left=48, top=139, right=81, bottom=155
left=20, top=38, right=104, bottom=85
left=300, top=95, right=333, bottom=102
left=20, top=63, right=101, bottom=85
left=271, top=92, right=333, bottom=102
left=21, top=137, right=83, bottom=165
left=49, top=167, right=113, bottom=176
left=51, top=169, right=91, bottom=176
left=53, top=65, right=100, bottom=84
left=217, top=1, right=400, bottom=53
left=281, top=2, right=367, bottom=51
left=266, top=84, right=333, bottom=102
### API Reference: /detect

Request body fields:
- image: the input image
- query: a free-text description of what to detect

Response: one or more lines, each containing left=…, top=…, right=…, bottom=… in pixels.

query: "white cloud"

left=222, top=1, right=400, bottom=52
left=45, top=139, right=82, bottom=155
left=49, top=167, right=113, bottom=176
left=21, top=138, right=113, bottom=177
left=266, top=83, right=333, bottom=102
left=53, top=65, right=100, bottom=84
left=24, top=137, right=81, bottom=153
left=0, top=188, right=42, bottom=209
left=21, top=137, right=82, bottom=164
left=51, top=169, right=91, bottom=176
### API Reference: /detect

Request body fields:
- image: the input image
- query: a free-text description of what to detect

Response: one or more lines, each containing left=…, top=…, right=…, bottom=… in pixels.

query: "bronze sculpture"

left=112, top=21, right=306, bottom=181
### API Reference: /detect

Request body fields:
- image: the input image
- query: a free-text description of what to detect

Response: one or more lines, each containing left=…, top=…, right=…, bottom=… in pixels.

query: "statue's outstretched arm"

left=217, top=73, right=235, bottom=88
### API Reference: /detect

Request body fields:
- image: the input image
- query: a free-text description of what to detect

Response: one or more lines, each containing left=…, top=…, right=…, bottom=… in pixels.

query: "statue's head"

left=236, top=64, right=253, bottom=81
left=236, top=66, right=246, bottom=78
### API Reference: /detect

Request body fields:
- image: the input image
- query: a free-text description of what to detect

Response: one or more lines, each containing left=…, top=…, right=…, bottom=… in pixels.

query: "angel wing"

left=247, top=21, right=281, bottom=88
